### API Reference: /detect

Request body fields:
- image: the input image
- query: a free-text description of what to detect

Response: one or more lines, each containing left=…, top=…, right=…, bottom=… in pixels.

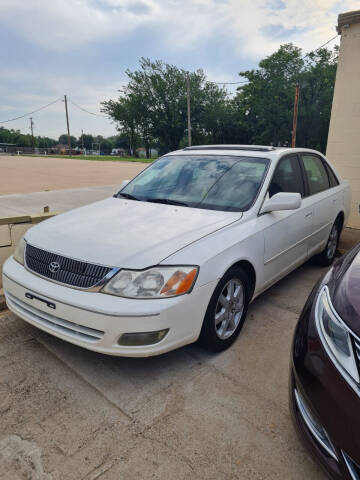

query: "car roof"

left=168, top=145, right=325, bottom=159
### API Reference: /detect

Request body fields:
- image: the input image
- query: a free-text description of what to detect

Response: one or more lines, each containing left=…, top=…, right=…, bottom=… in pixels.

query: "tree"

left=102, top=58, right=230, bottom=155
left=102, top=97, right=141, bottom=156
left=235, top=44, right=304, bottom=146
left=296, top=47, right=338, bottom=152
left=58, top=134, right=77, bottom=147
left=234, top=43, right=338, bottom=152
left=0, top=127, right=57, bottom=148
left=77, top=133, right=94, bottom=150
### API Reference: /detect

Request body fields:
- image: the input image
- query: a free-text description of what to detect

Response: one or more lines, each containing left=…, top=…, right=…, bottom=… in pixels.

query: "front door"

left=259, top=154, right=313, bottom=287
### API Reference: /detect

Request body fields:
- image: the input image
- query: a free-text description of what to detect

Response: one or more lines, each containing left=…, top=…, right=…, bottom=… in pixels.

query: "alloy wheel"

left=327, top=224, right=339, bottom=260
left=214, top=279, right=245, bottom=340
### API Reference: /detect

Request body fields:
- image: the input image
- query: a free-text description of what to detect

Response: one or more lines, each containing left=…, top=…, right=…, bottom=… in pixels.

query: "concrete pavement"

left=1, top=155, right=146, bottom=195
left=0, top=261, right=327, bottom=480
left=0, top=184, right=120, bottom=216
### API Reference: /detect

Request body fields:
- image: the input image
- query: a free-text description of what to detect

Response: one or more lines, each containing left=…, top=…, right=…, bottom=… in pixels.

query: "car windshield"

left=117, top=155, right=269, bottom=212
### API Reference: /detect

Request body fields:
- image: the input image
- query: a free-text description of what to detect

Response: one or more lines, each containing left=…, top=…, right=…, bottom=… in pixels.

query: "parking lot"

left=0, top=155, right=146, bottom=195
left=1, top=259, right=328, bottom=479
left=2, top=154, right=356, bottom=479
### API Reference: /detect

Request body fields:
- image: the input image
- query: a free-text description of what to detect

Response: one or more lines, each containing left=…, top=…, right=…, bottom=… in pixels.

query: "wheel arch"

left=225, top=259, right=257, bottom=300
left=335, top=211, right=345, bottom=232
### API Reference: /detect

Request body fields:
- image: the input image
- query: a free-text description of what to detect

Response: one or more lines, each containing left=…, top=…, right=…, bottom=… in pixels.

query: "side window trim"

left=300, top=153, right=332, bottom=197
left=267, top=153, right=306, bottom=198
left=324, top=160, right=340, bottom=188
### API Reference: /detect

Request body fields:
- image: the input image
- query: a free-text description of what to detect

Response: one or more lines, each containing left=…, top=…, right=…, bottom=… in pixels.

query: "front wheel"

left=199, top=266, right=250, bottom=352
left=315, top=220, right=341, bottom=266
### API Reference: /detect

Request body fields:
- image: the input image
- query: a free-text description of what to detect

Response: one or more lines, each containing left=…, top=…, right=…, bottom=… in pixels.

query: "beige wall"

left=326, top=10, right=360, bottom=228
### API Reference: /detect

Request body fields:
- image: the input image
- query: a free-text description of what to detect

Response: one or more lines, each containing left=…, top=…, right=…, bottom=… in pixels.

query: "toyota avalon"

left=2, top=145, right=350, bottom=356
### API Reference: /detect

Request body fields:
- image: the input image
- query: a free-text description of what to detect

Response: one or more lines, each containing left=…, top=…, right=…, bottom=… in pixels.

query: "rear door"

left=261, top=154, right=314, bottom=286
left=300, top=153, right=342, bottom=256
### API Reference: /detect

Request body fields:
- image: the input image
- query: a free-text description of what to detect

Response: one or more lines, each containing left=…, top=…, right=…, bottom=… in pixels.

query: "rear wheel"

left=315, top=220, right=341, bottom=266
left=199, top=266, right=251, bottom=352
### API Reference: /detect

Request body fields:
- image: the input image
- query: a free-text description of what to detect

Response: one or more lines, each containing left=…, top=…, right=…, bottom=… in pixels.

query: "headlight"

left=13, top=235, right=26, bottom=265
left=315, top=286, right=359, bottom=384
left=102, top=266, right=198, bottom=299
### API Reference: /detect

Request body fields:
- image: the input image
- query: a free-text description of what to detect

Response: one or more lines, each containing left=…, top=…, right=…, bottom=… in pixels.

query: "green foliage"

left=0, top=127, right=58, bottom=148
left=21, top=154, right=153, bottom=163
left=235, top=43, right=338, bottom=151
left=58, top=134, right=77, bottom=147
left=2, top=45, right=338, bottom=156
left=102, top=58, right=232, bottom=155
left=103, top=48, right=337, bottom=154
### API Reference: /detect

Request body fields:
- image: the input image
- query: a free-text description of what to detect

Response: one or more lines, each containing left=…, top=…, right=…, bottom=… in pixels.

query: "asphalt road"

left=0, top=260, right=328, bottom=480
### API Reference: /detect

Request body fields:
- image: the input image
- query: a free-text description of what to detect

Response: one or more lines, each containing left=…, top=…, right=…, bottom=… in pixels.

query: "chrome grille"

left=25, top=243, right=112, bottom=289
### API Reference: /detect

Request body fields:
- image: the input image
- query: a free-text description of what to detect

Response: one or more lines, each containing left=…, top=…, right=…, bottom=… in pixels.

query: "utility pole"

left=29, top=117, right=34, bottom=150
left=81, top=129, right=85, bottom=154
left=64, top=95, right=72, bottom=157
left=186, top=74, right=192, bottom=147
left=291, top=85, right=300, bottom=148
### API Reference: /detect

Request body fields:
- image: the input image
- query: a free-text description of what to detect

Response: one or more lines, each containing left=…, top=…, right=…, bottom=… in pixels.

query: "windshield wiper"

left=115, top=192, right=140, bottom=201
left=146, top=198, right=189, bottom=207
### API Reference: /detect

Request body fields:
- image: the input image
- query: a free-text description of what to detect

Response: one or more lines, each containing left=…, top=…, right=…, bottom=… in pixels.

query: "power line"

left=211, top=34, right=339, bottom=86
left=68, top=98, right=108, bottom=118
left=310, top=34, right=339, bottom=54
left=0, top=98, right=62, bottom=124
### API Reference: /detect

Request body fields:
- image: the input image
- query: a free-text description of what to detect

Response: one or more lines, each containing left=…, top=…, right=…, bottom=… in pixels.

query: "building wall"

left=326, top=11, right=360, bottom=228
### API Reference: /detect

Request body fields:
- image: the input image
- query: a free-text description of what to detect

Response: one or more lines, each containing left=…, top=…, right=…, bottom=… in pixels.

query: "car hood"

left=25, top=197, right=242, bottom=269
left=329, top=245, right=360, bottom=335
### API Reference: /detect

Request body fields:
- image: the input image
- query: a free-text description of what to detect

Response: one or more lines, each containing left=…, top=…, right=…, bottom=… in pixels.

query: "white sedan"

left=2, top=145, right=350, bottom=356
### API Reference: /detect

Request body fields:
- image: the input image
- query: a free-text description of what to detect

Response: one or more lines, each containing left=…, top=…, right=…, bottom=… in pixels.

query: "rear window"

left=301, top=154, right=330, bottom=195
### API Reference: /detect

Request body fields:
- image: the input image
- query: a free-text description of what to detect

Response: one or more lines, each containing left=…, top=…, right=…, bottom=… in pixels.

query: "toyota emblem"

left=49, top=261, right=60, bottom=273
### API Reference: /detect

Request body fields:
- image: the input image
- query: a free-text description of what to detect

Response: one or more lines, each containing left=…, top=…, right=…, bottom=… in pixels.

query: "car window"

left=302, top=154, right=330, bottom=195
left=325, top=164, right=339, bottom=188
left=199, top=159, right=269, bottom=211
left=269, top=155, right=304, bottom=198
left=119, top=155, right=269, bottom=212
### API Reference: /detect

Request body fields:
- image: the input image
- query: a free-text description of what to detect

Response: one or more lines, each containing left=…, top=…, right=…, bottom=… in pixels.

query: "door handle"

left=305, top=212, right=313, bottom=218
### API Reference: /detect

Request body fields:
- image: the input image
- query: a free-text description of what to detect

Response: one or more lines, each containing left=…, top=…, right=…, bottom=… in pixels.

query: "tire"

left=199, top=266, right=251, bottom=352
left=315, top=219, right=341, bottom=267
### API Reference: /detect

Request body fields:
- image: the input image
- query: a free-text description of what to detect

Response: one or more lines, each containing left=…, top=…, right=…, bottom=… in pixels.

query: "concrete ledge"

left=338, top=10, right=360, bottom=32
left=0, top=211, right=59, bottom=289
left=0, top=212, right=57, bottom=226
left=29, top=212, right=58, bottom=224
left=0, top=215, right=31, bottom=226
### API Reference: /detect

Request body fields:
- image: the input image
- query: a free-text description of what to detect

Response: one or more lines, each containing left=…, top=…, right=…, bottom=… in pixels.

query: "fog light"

left=294, top=388, right=338, bottom=461
left=118, top=329, right=169, bottom=346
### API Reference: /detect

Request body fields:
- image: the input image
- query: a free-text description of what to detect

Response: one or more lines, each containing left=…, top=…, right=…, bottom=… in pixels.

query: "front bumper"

left=290, top=284, right=360, bottom=479
left=2, top=257, right=216, bottom=357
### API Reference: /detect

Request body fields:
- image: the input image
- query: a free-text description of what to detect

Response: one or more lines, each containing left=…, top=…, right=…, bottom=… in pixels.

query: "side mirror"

left=120, top=179, right=130, bottom=190
left=260, top=192, right=301, bottom=214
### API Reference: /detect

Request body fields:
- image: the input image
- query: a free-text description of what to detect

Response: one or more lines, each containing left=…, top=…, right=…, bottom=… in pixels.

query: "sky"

left=0, top=0, right=358, bottom=141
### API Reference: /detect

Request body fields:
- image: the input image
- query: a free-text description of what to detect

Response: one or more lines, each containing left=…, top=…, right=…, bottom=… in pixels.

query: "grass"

left=19, top=154, right=155, bottom=163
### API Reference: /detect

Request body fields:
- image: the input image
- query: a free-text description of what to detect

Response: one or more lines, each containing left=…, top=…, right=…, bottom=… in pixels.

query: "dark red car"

left=290, top=244, right=360, bottom=479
